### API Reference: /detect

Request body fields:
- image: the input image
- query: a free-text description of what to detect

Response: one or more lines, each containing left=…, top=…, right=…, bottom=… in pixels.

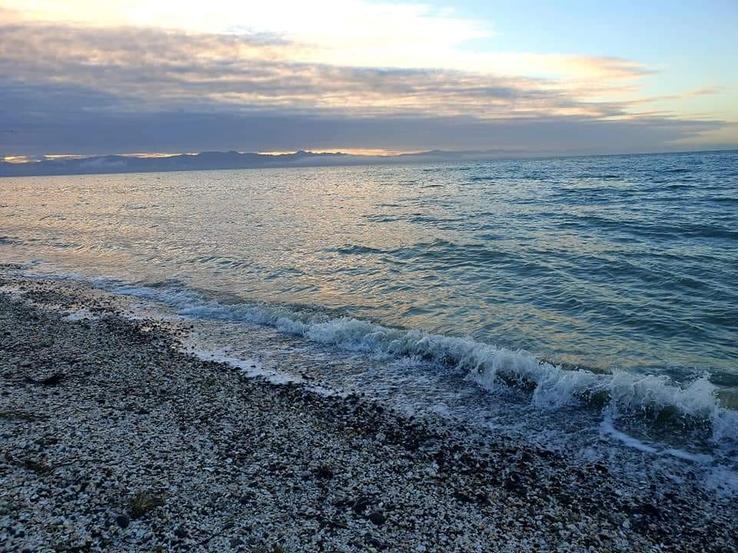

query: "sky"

left=1, top=0, right=737, bottom=159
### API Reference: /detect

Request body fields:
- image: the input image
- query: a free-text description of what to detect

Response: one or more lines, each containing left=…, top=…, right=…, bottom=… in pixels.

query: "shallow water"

left=2, top=150, right=737, bottom=488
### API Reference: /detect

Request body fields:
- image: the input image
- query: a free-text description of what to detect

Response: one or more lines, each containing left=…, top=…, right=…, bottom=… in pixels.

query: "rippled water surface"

left=3, top=151, right=736, bottom=382
left=4, top=150, right=738, bottom=490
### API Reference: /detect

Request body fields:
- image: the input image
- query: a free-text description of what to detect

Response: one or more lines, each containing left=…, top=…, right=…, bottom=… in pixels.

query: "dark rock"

left=452, top=491, right=474, bottom=503
left=367, top=511, right=386, bottom=526
left=635, top=503, right=660, bottom=518
left=504, top=472, right=527, bottom=495
left=129, top=491, right=165, bottom=519
left=352, top=496, right=373, bottom=515
left=315, top=464, right=334, bottom=480
left=115, top=514, right=130, bottom=529
left=365, top=535, right=388, bottom=549
left=24, top=372, right=65, bottom=386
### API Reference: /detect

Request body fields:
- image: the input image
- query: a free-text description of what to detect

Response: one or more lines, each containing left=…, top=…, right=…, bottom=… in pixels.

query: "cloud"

left=0, top=1, right=489, bottom=49
left=0, top=20, right=638, bottom=120
left=0, top=11, right=730, bottom=156
left=0, top=1, right=651, bottom=84
left=0, top=79, right=724, bottom=157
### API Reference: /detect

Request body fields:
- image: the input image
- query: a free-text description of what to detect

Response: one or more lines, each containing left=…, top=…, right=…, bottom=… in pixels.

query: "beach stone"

left=115, top=514, right=130, bottom=529
left=0, top=276, right=736, bottom=553
left=368, top=511, right=386, bottom=525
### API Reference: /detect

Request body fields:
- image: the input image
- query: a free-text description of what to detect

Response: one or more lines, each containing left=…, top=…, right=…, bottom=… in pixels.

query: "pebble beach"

left=1, top=271, right=737, bottom=552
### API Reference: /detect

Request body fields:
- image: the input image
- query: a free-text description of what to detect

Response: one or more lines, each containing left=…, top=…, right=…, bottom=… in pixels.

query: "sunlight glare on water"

left=2, top=151, right=737, bottom=388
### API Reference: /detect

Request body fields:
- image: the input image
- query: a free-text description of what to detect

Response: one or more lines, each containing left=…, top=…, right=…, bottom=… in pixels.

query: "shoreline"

left=1, top=274, right=736, bottom=551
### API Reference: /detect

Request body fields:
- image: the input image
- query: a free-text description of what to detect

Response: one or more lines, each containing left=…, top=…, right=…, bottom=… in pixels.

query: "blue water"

left=2, top=150, right=738, bottom=483
left=3, top=151, right=736, bottom=377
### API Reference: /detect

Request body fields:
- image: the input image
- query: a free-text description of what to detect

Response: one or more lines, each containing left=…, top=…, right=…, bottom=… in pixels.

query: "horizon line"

left=4, top=146, right=738, bottom=166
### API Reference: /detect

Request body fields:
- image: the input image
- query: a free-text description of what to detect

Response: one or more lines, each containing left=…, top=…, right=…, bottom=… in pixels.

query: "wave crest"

left=173, top=297, right=737, bottom=443
left=31, top=272, right=736, bottom=445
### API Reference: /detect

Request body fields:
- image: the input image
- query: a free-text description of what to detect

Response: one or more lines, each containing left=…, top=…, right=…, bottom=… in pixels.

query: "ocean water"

left=2, top=150, right=737, bottom=489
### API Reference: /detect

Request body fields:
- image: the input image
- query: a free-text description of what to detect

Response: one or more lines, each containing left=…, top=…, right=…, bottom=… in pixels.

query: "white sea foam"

left=186, top=346, right=338, bottom=397
left=98, top=283, right=737, bottom=444
left=703, top=465, right=738, bottom=495
left=599, top=411, right=659, bottom=453
left=61, top=308, right=98, bottom=321
left=15, top=269, right=738, bottom=445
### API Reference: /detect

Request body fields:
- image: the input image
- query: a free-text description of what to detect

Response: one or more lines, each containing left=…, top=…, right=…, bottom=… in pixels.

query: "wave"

left=0, top=236, right=24, bottom=246
left=10, top=266, right=736, bottom=445
left=83, top=278, right=738, bottom=444
left=329, top=244, right=386, bottom=255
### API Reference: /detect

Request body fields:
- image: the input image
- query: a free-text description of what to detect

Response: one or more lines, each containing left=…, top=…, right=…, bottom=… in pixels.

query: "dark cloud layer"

left=0, top=19, right=728, bottom=156
left=1, top=81, right=721, bottom=156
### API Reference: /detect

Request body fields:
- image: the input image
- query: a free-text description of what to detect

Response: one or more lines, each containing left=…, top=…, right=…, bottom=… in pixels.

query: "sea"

left=2, top=150, right=737, bottom=492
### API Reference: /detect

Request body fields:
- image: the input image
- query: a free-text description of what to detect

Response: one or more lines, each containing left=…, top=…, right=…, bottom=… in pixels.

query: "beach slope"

left=1, top=276, right=736, bottom=551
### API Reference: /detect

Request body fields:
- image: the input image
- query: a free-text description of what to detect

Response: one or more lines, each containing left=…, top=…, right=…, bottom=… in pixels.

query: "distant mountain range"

left=0, top=149, right=531, bottom=177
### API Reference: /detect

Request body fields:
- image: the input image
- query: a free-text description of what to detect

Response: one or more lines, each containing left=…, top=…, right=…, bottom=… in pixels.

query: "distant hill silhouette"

left=0, top=149, right=524, bottom=177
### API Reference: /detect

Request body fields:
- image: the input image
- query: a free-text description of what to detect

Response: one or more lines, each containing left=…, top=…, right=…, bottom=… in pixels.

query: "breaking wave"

left=96, top=279, right=738, bottom=445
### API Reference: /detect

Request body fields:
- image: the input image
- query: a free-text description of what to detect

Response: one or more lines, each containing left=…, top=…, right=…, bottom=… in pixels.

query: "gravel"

left=1, top=274, right=736, bottom=552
